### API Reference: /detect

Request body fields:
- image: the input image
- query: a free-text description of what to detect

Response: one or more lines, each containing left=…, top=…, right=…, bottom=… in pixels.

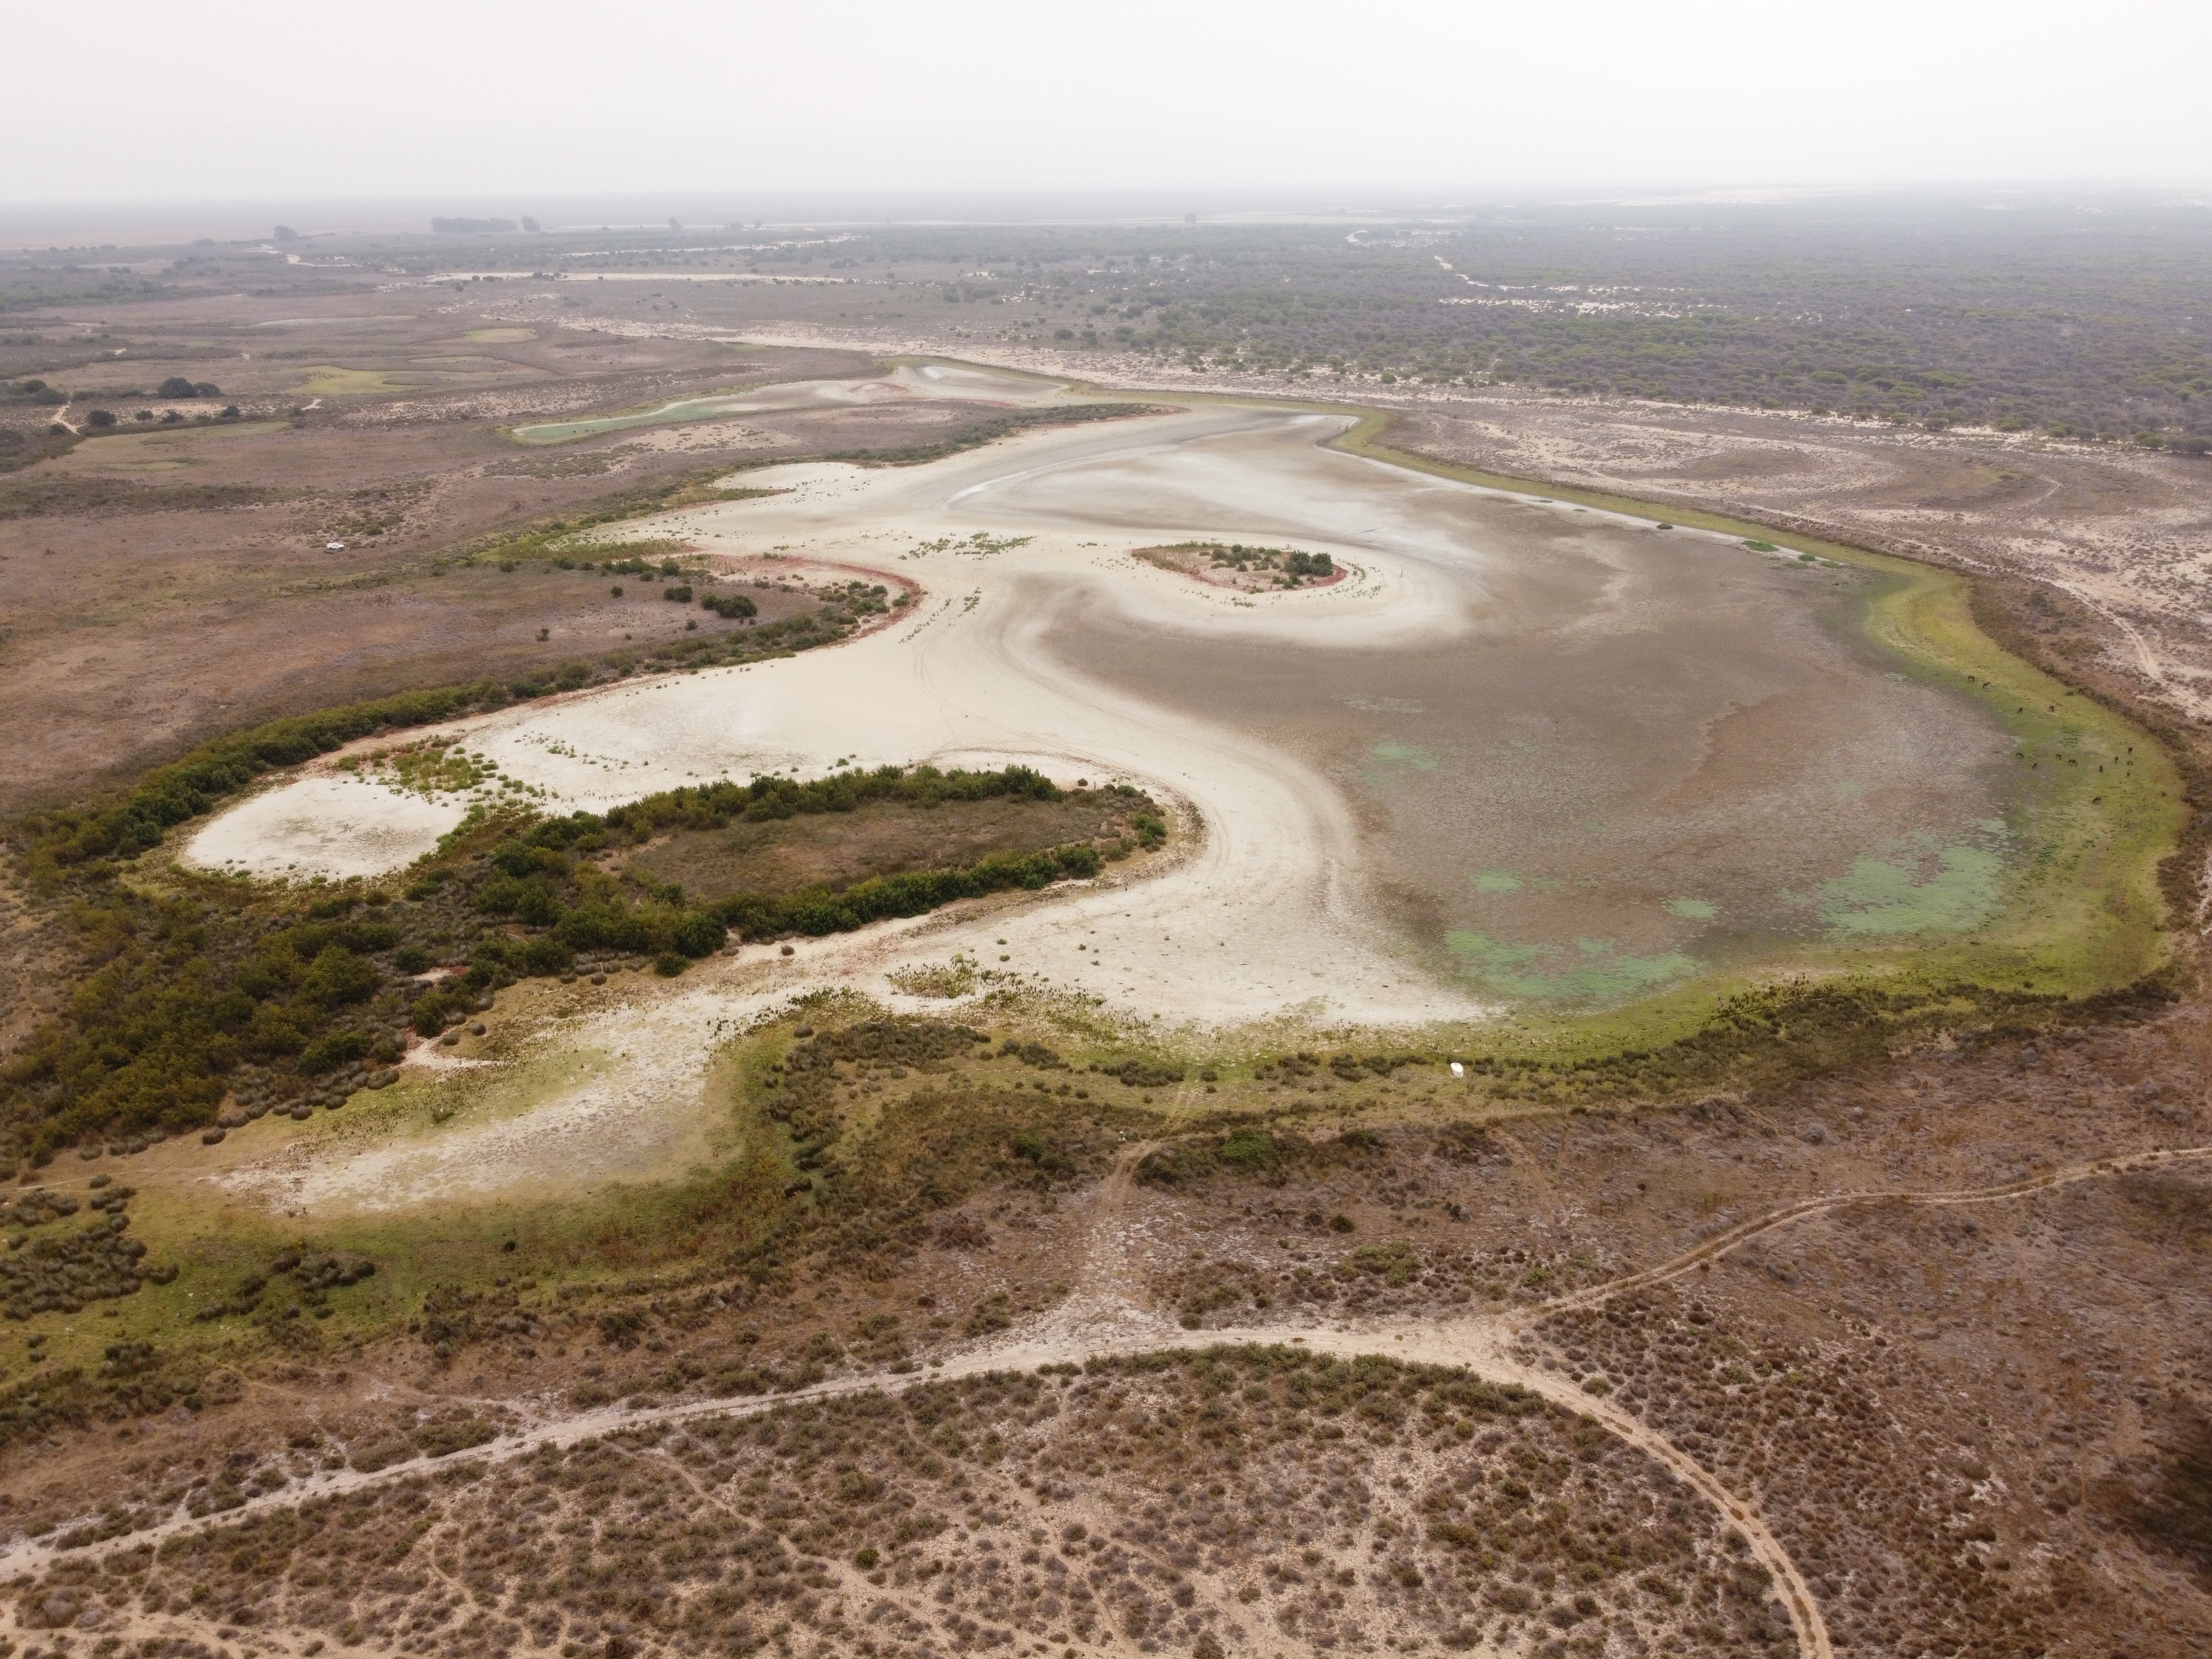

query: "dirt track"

left=19, top=1139, right=2208, bottom=1652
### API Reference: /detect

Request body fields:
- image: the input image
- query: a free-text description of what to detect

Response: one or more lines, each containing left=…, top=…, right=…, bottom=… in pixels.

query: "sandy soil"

left=216, top=979, right=765, bottom=1213
left=191, top=772, right=475, bottom=880
left=507, top=359, right=1061, bottom=443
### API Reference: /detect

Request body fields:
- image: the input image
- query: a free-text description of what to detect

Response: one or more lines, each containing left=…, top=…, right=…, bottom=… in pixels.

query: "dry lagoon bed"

left=186, top=367, right=2013, bottom=1022
left=180, top=367, right=2034, bottom=1213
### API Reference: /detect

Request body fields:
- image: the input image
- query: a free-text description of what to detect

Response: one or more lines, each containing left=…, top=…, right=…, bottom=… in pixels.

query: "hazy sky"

left=12, top=0, right=2210, bottom=204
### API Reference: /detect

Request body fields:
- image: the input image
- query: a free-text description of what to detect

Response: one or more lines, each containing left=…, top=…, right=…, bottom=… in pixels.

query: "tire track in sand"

left=20, top=1142, right=2209, bottom=1648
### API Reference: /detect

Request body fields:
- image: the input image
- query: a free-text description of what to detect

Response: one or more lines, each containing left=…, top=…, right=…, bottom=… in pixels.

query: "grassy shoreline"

left=1332, top=416, right=2184, bottom=1006
left=995, top=375, right=2190, bottom=1058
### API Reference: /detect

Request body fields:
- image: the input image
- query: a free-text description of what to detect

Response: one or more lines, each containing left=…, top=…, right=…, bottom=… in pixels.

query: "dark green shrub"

left=1219, top=1128, right=1279, bottom=1171
left=671, top=911, right=725, bottom=957
left=296, top=946, right=377, bottom=1006
left=299, top=1031, right=369, bottom=1074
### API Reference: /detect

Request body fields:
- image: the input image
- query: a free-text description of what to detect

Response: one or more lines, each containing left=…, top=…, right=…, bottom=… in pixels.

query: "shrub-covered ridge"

left=1, top=767, right=1156, bottom=1166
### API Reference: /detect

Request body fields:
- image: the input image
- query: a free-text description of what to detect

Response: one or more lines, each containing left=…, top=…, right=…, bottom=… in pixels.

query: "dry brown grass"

left=623, top=793, right=1150, bottom=902
left=12, top=1352, right=1790, bottom=1658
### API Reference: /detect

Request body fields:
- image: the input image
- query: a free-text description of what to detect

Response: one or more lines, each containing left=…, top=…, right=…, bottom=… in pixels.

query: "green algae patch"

left=1817, top=842, right=2005, bottom=938
left=1446, top=930, right=1700, bottom=1005
left=1370, top=741, right=1440, bottom=773
left=1472, top=870, right=1524, bottom=894
left=1323, top=406, right=2187, bottom=1012
left=1663, top=898, right=1718, bottom=920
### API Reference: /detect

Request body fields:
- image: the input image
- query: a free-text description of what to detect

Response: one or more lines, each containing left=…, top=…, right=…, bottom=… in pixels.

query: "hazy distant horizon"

left=12, top=0, right=2209, bottom=214
left=5, top=182, right=2210, bottom=254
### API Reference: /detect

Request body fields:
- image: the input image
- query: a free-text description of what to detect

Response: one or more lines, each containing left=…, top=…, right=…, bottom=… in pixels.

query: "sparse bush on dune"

left=9, top=1348, right=1773, bottom=1656
left=1136, top=540, right=1340, bottom=589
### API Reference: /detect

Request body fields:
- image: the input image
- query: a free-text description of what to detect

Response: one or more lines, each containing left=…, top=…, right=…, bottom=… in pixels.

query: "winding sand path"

left=187, top=383, right=1503, bottom=1028
left=22, top=1139, right=2209, bottom=1650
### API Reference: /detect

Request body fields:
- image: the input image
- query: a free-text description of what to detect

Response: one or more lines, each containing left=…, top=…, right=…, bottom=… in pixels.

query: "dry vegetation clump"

left=1153, top=1230, right=1599, bottom=1334
left=752, top=1018, right=1152, bottom=1271
left=1, top=1182, right=152, bottom=1319
left=1129, top=1120, right=1627, bottom=1328
left=9, top=1399, right=513, bottom=1558
left=624, top=787, right=1159, bottom=905
left=611, top=768, right=1166, bottom=940
left=9, top=1351, right=1787, bottom=1658
left=1527, top=1245, right=2212, bottom=1659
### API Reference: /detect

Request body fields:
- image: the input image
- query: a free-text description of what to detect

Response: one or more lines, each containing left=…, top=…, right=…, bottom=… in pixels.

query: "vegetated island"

left=1134, top=541, right=1343, bottom=591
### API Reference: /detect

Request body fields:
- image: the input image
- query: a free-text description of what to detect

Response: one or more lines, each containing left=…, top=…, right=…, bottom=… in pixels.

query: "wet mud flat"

left=1047, top=479, right=2012, bottom=1003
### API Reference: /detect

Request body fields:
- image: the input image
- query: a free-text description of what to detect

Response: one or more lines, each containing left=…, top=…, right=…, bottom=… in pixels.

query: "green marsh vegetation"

left=1, top=765, right=1160, bottom=1170
left=0, top=1005, right=1179, bottom=1451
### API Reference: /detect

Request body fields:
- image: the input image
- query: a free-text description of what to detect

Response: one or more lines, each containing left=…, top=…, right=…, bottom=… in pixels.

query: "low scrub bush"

left=0, top=766, right=1156, bottom=1162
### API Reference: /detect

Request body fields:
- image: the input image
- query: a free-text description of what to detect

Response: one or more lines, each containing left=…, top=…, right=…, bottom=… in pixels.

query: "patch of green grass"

left=1815, top=841, right=2005, bottom=937
left=291, top=366, right=409, bottom=397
